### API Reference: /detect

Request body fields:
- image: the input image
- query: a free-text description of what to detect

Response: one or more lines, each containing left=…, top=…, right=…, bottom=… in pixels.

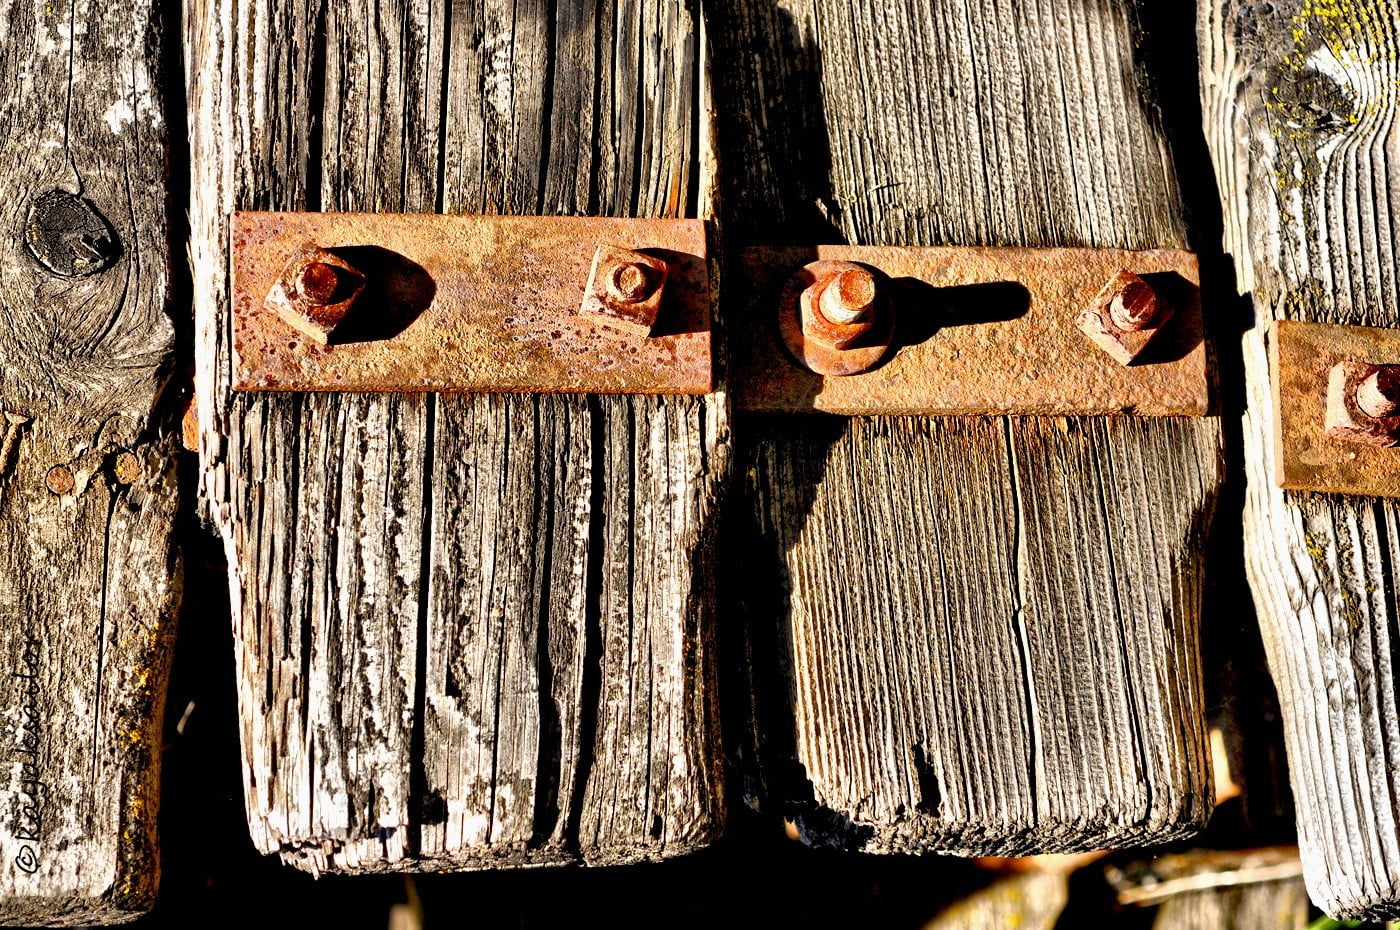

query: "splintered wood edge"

left=1274, top=319, right=1400, bottom=497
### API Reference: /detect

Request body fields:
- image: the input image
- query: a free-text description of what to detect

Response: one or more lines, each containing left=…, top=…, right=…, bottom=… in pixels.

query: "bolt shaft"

left=1357, top=367, right=1400, bottom=419
left=819, top=268, right=877, bottom=325
left=1108, top=278, right=1159, bottom=331
left=295, top=261, right=341, bottom=306
left=607, top=262, right=651, bottom=303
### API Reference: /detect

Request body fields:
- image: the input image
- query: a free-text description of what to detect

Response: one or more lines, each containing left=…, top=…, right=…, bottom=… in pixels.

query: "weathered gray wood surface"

left=922, top=871, right=1068, bottom=930
left=187, top=2, right=725, bottom=873
left=0, top=0, right=180, bottom=923
left=1152, top=878, right=1309, bottom=930
left=1200, top=0, right=1400, bottom=918
left=716, top=0, right=1222, bottom=854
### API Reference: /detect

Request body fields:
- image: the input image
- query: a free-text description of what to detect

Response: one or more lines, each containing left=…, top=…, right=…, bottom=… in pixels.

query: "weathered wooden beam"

left=187, top=0, right=725, bottom=874
left=0, top=0, right=180, bottom=923
left=715, top=0, right=1222, bottom=854
left=1200, top=0, right=1400, bottom=918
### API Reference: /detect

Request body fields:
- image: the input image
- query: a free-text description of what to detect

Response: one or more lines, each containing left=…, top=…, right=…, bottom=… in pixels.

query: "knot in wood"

left=23, top=190, right=119, bottom=278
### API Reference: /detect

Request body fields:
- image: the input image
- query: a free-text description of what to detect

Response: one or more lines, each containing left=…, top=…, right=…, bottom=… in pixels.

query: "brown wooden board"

left=0, top=0, right=180, bottom=923
left=189, top=0, right=725, bottom=874
left=231, top=213, right=712, bottom=395
left=732, top=245, right=1206, bottom=416
left=717, top=0, right=1222, bottom=856
left=1200, top=0, right=1400, bottom=918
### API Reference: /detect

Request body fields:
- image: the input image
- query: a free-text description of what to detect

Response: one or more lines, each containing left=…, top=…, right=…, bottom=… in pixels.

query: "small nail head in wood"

left=112, top=451, right=142, bottom=485
left=579, top=244, right=669, bottom=338
left=1075, top=270, right=1173, bottom=366
left=46, top=465, right=75, bottom=496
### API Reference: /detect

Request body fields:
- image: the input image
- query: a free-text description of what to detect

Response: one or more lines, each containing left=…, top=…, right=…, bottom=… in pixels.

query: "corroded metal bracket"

left=232, top=219, right=1207, bottom=415
left=231, top=212, right=712, bottom=395
left=731, top=245, right=1208, bottom=416
left=1273, top=319, right=1400, bottom=497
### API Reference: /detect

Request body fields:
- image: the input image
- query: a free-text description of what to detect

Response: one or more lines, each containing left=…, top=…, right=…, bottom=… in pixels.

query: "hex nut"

left=265, top=243, right=366, bottom=345
left=1076, top=270, right=1173, bottom=366
left=1325, top=360, right=1400, bottom=447
left=778, top=260, right=895, bottom=377
left=806, top=268, right=879, bottom=350
left=579, top=244, right=669, bottom=338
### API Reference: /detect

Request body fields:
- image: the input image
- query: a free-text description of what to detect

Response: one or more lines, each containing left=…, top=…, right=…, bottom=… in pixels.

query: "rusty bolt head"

left=778, top=260, right=895, bottom=377
left=606, top=262, right=654, bottom=303
left=580, top=244, right=669, bottom=338
left=112, top=450, right=141, bottom=485
left=1108, top=276, right=1160, bottom=331
left=294, top=261, right=344, bottom=306
left=265, top=244, right=366, bottom=345
left=1326, top=360, right=1400, bottom=447
left=1356, top=366, right=1400, bottom=419
left=46, top=465, right=75, bottom=496
left=1076, top=270, right=1174, bottom=366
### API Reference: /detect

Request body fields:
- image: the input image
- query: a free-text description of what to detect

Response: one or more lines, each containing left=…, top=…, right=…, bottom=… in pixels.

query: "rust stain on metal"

left=1274, top=320, right=1400, bottom=496
left=231, top=213, right=711, bottom=395
left=732, top=245, right=1208, bottom=416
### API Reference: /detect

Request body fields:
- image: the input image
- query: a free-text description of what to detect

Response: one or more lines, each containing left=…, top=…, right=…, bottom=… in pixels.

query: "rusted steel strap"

left=1273, top=319, right=1400, bottom=497
left=731, top=245, right=1207, bottom=416
left=231, top=214, right=1208, bottom=416
left=231, top=212, right=712, bottom=395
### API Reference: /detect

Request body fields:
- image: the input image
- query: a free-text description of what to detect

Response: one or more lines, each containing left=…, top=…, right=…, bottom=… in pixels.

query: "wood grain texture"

left=922, top=871, right=1068, bottom=930
left=0, top=0, right=180, bottom=923
left=188, top=1, right=725, bottom=874
left=714, top=0, right=1223, bottom=854
left=1200, top=0, right=1400, bottom=918
left=1151, top=878, right=1309, bottom=930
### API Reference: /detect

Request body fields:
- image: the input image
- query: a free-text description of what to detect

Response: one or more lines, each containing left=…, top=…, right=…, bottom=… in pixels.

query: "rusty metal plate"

left=731, top=245, right=1207, bottom=416
left=1273, top=319, right=1400, bottom=497
left=231, top=212, right=711, bottom=394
